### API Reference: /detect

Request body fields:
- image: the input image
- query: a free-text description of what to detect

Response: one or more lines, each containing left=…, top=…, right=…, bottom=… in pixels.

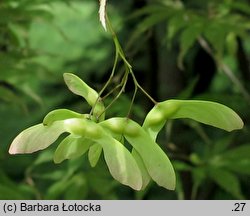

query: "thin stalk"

left=92, top=13, right=157, bottom=118
left=102, top=82, right=124, bottom=100
left=97, top=71, right=129, bottom=119
left=100, top=49, right=119, bottom=96
left=127, top=83, right=138, bottom=118
left=106, top=15, right=132, bottom=69
left=90, top=15, right=128, bottom=117
left=89, top=47, right=119, bottom=117
left=130, top=69, right=158, bottom=104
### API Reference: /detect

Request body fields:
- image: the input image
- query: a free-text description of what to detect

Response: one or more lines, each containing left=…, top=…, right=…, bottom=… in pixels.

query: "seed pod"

left=163, top=100, right=244, bottom=132
left=143, top=99, right=244, bottom=141
left=100, top=117, right=176, bottom=190
left=63, top=118, right=103, bottom=139
left=63, top=118, right=143, bottom=190
left=100, top=117, right=126, bottom=134
left=143, top=101, right=179, bottom=141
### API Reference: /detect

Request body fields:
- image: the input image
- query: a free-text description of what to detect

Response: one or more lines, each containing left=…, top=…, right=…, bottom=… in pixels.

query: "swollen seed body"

left=64, top=119, right=86, bottom=135
left=144, top=100, right=180, bottom=127
left=62, top=118, right=143, bottom=189
left=124, top=120, right=140, bottom=137
left=98, top=118, right=176, bottom=190
left=85, top=123, right=103, bottom=139
left=100, top=118, right=140, bottom=137
left=142, top=100, right=180, bottom=140
left=158, top=100, right=180, bottom=119
left=64, top=118, right=103, bottom=139
left=100, top=118, right=126, bottom=134
left=123, top=120, right=176, bottom=190
left=143, top=105, right=165, bottom=127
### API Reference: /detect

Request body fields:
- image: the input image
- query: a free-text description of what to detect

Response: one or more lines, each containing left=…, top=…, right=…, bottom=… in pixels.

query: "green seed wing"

left=124, top=119, right=176, bottom=190
left=63, top=73, right=98, bottom=105
left=100, top=117, right=176, bottom=190
left=101, top=136, right=143, bottom=190
left=54, top=135, right=93, bottom=164
left=43, top=109, right=85, bottom=126
left=63, top=73, right=105, bottom=120
left=168, top=100, right=244, bottom=132
left=88, top=143, right=102, bottom=167
left=63, top=118, right=143, bottom=190
left=143, top=99, right=244, bottom=142
left=132, top=149, right=151, bottom=190
left=9, top=122, right=66, bottom=154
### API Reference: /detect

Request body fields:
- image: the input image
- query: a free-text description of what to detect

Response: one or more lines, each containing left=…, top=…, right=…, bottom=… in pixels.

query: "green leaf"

left=226, top=32, right=238, bottom=56
left=167, top=11, right=187, bottom=45
left=45, top=178, right=72, bottom=199
left=43, top=109, right=84, bottom=126
left=172, top=161, right=192, bottom=171
left=211, top=136, right=233, bottom=155
left=64, top=173, right=88, bottom=199
left=0, top=185, right=26, bottom=200
left=208, top=168, right=244, bottom=199
left=225, top=161, right=250, bottom=175
left=178, top=23, right=203, bottom=69
left=0, top=85, right=27, bottom=110
left=87, top=171, right=119, bottom=198
left=129, top=12, right=169, bottom=44
left=19, top=84, right=43, bottom=106
left=9, top=122, right=66, bottom=154
left=0, top=86, right=19, bottom=103
left=192, top=167, right=206, bottom=195
left=221, top=145, right=250, bottom=160
left=33, top=150, right=54, bottom=167
left=88, top=144, right=102, bottom=167
left=204, top=21, right=227, bottom=56
left=218, top=145, right=250, bottom=175
left=54, top=135, right=93, bottom=164
left=130, top=5, right=168, bottom=18
left=228, top=1, right=250, bottom=15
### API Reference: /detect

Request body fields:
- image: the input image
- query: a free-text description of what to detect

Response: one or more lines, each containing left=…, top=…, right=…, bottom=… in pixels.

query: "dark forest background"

left=0, top=0, right=250, bottom=199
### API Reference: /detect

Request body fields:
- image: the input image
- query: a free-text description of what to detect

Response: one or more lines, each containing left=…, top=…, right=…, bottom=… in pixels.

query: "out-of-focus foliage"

left=0, top=0, right=250, bottom=199
left=128, top=0, right=250, bottom=199
left=0, top=0, right=119, bottom=199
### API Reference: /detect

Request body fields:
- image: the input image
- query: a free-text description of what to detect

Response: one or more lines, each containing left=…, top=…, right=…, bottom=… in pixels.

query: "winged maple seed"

left=99, top=0, right=107, bottom=31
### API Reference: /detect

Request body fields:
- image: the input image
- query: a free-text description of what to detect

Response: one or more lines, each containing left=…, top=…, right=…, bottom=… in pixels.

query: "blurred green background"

left=0, top=0, right=250, bottom=199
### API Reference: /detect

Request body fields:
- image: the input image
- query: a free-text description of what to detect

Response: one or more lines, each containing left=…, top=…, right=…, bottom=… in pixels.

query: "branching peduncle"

left=91, top=13, right=157, bottom=118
